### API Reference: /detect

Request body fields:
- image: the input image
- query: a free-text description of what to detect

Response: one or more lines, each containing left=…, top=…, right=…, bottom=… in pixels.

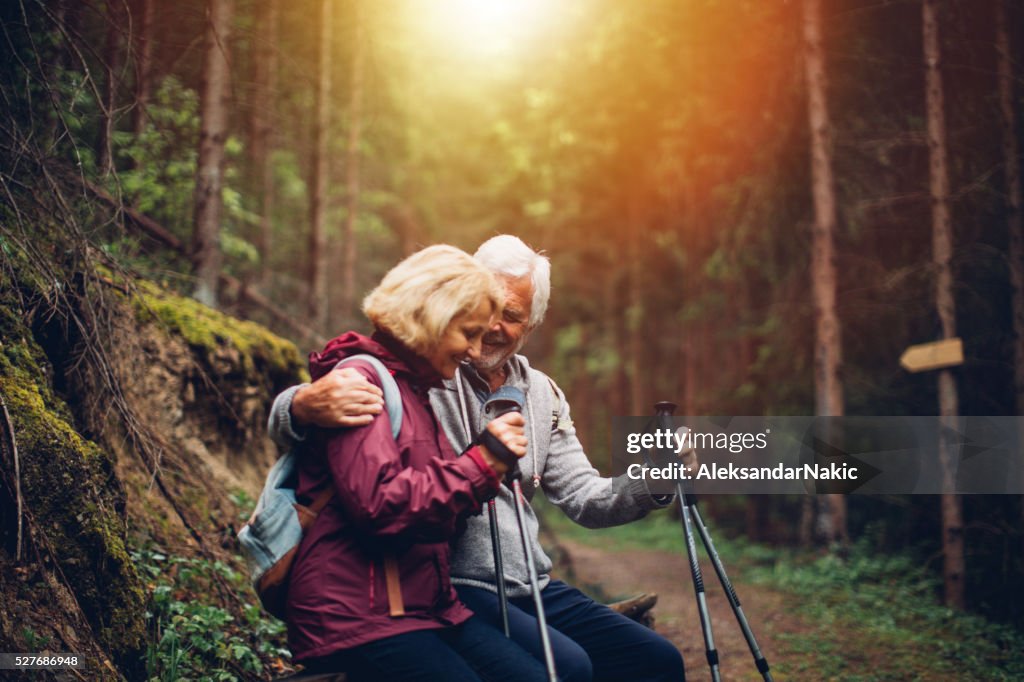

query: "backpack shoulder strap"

left=546, top=374, right=573, bottom=431
left=336, top=353, right=407, bottom=616
left=547, top=375, right=562, bottom=429
left=306, top=354, right=403, bottom=515
left=335, top=354, right=403, bottom=439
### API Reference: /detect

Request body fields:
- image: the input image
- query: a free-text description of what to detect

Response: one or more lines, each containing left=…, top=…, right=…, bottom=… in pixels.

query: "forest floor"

left=540, top=501, right=1024, bottom=682
left=559, top=537, right=798, bottom=682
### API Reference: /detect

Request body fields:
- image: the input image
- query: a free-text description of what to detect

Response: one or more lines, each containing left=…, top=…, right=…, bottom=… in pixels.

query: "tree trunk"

left=307, top=0, right=332, bottom=329
left=627, top=179, right=647, bottom=415
left=97, top=0, right=125, bottom=177
left=340, top=0, right=365, bottom=326
left=191, top=0, right=234, bottom=308
left=610, top=275, right=629, bottom=420
left=130, top=0, right=154, bottom=138
left=678, top=164, right=697, bottom=418
left=994, top=0, right=1024, bottom=550
left=383, top=201, right=422, bottom=257
left=736, top=279, right=755, bottom=398
left=746, top=496, right=771, bottom=543
left=249, top=0, right=279, bottom=288
left=923, top=0, right=964, bottom=609
left=573, top=324, right=595, bottom=464
left=802, top=0, right=847, bottom=547
left=681, top=335, right=695, bottom=417
left=48, top=1, right=80, bottom=143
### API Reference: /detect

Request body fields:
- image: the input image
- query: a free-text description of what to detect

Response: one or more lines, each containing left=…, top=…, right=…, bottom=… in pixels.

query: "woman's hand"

left=478, top=412, right=527, bottom=476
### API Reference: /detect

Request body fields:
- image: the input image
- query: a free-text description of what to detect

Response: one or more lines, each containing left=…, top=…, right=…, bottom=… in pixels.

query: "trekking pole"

left=652, top=402, right=773, bottom=682
left=487, top=499, right=511, bottom=637
left=687, top=500, right=773, bottom=681
left=651, top=401, right=720, bottom=682
left=481, top=394, right=514, bottom=638
left=484, top=387, right=558, bottom=682
left=509, top=471, right=558, bottom=682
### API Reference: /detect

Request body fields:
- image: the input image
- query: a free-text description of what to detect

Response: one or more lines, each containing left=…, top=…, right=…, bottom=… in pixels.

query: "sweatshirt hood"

left=309, top=330, right=444, bottom=388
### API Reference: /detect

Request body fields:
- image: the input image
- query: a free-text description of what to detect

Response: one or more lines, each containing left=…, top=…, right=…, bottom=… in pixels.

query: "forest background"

left=2, top=0, right=1024, bottom=679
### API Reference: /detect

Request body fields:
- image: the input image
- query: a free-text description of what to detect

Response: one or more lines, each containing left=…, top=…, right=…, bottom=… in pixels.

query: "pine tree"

left=191, top=0, right=234, bottom=308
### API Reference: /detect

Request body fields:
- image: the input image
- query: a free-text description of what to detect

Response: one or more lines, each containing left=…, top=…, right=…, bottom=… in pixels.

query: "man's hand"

left=676, top=426, right=699, bottom=476
left=478, top=412, right=527, bottom=476
left=291, top=367, right=384, bottom=428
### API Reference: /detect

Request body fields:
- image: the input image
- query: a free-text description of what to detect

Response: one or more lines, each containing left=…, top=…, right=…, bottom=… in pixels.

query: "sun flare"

left=411, top=0, right=556, bottom=58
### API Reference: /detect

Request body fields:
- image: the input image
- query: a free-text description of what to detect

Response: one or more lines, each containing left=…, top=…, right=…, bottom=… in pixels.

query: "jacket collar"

left=372, top=330, right=445, bottom=390
left=309, top=329, right=444, bottom=390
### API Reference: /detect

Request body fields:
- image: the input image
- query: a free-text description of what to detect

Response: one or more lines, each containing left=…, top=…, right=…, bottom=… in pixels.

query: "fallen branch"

left=608, top=592, right=658, bottom=629
left=84, top=178, right=185, bottom=252
left=219, top=274, right=325, bottom=348
left=83, top=178, right=324, bottom=346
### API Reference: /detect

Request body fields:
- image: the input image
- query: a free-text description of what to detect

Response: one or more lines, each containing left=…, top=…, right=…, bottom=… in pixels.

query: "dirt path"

left=559, top=538, right=809, bottom=682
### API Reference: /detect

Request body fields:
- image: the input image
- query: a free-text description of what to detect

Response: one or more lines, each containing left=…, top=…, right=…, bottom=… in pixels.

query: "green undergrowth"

left=133, top=545, right=289, bottom=682
left=749, top=539, right=1024, bottom=681
left=536, top=496, right=1024, bottom=681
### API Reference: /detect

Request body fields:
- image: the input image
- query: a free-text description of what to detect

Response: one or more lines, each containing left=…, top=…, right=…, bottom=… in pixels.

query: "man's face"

left=474, top=274, right=534, bottom=372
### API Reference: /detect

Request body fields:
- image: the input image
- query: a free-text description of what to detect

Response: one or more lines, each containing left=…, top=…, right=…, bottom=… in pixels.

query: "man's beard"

left=473, top=331, right=525, bottom=372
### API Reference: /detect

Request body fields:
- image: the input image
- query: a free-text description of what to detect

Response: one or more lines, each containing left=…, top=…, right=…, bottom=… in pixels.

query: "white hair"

left=474, top=235, right=551, bottom=327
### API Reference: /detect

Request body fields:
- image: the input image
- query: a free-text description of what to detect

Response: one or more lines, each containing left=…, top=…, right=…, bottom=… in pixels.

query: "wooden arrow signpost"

left=899, top=337, right=963, bottom=373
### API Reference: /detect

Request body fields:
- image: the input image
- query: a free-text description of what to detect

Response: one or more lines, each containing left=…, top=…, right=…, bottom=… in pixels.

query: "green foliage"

left=134, top=547, right=289, bottom=682
left=537, top=502, right=1024, bottom=680
left=747, top=538, right=1024, bottom=681
left=110, top=77, right=257, bottom=277
left=229, top=490, right=258, bottom=522
left=21, top=628, right=51, bottom=652
left=114, top=77, right=200, bottom=237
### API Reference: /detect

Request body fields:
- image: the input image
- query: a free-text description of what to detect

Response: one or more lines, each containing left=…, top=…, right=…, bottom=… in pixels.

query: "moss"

left=0, top=301, right=48, bottom=372
left=0, top=249, right=305, bottom=677
left=0, top=297, right=146, bottom=670
left=130, top=281, right=307, bottom=383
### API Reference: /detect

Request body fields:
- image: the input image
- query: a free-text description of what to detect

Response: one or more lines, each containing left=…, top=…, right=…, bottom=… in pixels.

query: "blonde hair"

left=363, top=245, right=503, bottom=355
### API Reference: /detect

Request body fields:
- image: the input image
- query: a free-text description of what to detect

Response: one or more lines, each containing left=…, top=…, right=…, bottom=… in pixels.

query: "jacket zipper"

left=369, top=561, right=375, bottom=609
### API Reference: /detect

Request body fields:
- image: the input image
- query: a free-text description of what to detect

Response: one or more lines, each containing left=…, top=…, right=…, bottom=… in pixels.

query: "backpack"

left=238, top=354, right=402, bottom=620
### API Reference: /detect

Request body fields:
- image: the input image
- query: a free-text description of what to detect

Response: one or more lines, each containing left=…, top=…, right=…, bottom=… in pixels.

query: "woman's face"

left=426, top=299, right=495, bottom=379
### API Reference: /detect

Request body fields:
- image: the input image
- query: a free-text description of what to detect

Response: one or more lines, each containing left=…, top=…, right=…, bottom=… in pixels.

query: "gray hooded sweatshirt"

left=269, top=354, right=665, bottom=599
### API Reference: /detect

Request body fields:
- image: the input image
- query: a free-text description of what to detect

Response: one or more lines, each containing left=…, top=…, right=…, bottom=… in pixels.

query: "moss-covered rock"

left=0, top=283, right=146, bottom=675
left=123, top=280, right=307, bottom=462
left=131, top=280, right=307, bottom=385
left=0, top=237, right=309, bottom=679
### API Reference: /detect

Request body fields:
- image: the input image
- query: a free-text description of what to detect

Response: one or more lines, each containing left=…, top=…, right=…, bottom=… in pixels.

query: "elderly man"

left=270, top=236, right=685, bottom=682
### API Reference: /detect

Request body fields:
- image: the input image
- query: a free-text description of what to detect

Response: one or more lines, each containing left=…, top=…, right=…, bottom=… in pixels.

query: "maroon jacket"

left=285, top=331, right=500, bottom=661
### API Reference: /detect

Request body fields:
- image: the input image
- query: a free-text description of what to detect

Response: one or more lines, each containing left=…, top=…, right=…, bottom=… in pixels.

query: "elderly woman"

left=286, top=245, right=547, bottom=681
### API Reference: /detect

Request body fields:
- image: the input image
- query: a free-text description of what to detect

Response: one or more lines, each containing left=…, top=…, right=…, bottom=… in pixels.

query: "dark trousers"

left=458, top=580, right=685, bottom=682
left=300, top=615, right=548, bottom=682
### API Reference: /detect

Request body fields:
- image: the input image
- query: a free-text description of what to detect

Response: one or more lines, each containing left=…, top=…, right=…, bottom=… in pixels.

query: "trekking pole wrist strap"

left=476, top=428, right=519, bottom=471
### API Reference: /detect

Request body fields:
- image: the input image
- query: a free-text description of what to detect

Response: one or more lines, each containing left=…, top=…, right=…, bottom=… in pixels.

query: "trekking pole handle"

left=653, top=401, right=700, bottom=506
left=654, top=401, right=677, bottom=417
left=482, top=387, right=527, bottom=485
